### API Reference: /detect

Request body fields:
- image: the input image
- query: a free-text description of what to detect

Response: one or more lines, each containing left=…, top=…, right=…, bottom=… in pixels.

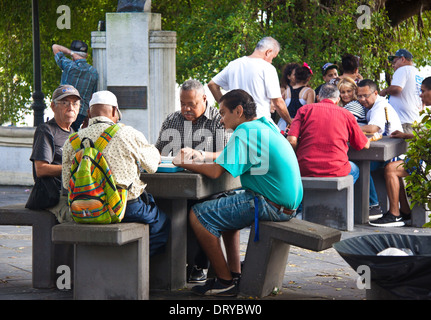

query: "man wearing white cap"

left=62, top=90, right=170, bottom=256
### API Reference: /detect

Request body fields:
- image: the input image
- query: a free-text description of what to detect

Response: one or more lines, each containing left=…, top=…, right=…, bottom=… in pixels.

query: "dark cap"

left=322, top=62, right=338, bottom=75
left=52, top=85, right=81, bottom=101
left=388, top=49, right=413, bottom=62
left=70, top=40, right=88, bottom=53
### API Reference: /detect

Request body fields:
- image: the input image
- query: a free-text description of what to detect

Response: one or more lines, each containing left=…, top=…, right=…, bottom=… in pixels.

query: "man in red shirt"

left=288, top=84, right=370, bottom=180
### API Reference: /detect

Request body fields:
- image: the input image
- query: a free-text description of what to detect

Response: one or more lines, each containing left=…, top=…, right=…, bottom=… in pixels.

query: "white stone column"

left=90, top=12, right=176, bottom=142
left=91, top=31, right=107, bottom=91
left=148, top=31, right=177, bottom=144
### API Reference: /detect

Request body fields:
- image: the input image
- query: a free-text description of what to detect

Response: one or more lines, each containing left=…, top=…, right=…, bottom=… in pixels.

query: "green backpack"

left=67, top=124, right=128, bottom=224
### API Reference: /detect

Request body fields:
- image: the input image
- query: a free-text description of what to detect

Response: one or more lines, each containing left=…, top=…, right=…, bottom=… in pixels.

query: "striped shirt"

left=155, top=105, right=230, bottom=156
left=55, top=52, right=98, bottom=117
left=344, top=100, right=368, bottom=124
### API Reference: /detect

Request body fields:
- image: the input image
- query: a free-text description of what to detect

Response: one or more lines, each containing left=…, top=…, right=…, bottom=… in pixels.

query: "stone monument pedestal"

left=91, top=12, right=176, bottom=143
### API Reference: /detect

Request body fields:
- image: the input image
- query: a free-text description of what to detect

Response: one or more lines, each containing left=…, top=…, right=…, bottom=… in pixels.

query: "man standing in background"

left=53, top=40, right=98, bottom=131
left=380, top=49, right=423, bottom=134
left=208, top=37, right=292, bottom=128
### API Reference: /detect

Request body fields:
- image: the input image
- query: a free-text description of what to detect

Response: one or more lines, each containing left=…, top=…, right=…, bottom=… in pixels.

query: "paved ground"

left=1, top=185, right=431, bottom=302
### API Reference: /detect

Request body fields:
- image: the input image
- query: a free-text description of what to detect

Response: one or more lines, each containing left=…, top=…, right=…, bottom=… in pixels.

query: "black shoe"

left=400, top=211, right=411, bottom=221
left=188, top=266, right=207, bottom=283
left=191, top=277, right=238, bottom=297
left=369, top=205, right=383, bottom=221
left=369, top=211, right=405, bottom=227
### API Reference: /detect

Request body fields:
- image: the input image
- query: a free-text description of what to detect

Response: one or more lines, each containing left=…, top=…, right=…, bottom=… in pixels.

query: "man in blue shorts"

left=173, top=89, right=303, bottom=296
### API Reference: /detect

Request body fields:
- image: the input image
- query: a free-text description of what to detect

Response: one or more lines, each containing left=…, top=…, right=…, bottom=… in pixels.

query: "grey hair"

left=318, top=83, right=340, bottom=100
left=255, top=37, right=280, bottom=52
left=180, top=79, right=205, bottom=96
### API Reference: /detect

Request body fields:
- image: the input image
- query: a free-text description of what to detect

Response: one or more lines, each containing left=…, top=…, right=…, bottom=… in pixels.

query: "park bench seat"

left=0, top=204, right=72, bottom=289
left=240, top=218, right=341, bottom=298
left=52, top=222, right=149, bottom=300
left=301, top=176, right=354, bottom=231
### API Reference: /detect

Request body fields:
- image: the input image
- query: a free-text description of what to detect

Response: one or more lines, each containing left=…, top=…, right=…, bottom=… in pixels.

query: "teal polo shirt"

left=216, top=117, right=303, bottom=209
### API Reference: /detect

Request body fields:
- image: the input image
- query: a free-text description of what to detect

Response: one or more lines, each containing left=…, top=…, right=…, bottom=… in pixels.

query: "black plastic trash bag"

left=333, top=233, right=431, bottom=300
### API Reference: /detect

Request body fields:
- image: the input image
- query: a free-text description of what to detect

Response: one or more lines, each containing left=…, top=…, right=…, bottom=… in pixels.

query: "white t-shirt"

left=211, top=56, right=282, bottom=120
left=367, top=96, right=403, bottom=134
left=389, top=65, right=423, bottom=124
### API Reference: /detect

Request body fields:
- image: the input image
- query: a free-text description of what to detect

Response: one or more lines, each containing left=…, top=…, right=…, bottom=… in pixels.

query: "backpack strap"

left=94, top=123, right=123, bottom=152
left=69, top=132, right=82, bottom=152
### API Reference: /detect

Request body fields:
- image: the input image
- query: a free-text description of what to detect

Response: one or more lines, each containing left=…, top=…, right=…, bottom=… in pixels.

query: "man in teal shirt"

left=174, top=89, right=303, bottom=297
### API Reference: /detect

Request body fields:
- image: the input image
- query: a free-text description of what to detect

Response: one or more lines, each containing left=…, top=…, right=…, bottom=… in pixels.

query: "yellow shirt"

left=62, top=116, right=160, bottom=200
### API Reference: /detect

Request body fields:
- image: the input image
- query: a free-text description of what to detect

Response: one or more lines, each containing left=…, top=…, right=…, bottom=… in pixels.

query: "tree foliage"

left=1, top=0, right=430, bottom=125
left=153, top=0, right=431, bottom=88
left=0, top=0, right=116, bottom=125
left=404, top=110, right=431, bottom=225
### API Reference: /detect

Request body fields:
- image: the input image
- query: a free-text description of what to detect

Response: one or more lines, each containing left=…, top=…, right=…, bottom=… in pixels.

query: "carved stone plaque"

left=107, top=86, right=147, bottom=109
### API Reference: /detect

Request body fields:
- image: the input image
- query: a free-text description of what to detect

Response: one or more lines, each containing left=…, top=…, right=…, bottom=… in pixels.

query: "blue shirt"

left=216, top=117, right=303, bottom=209
left=55, top=52, right=98, bottom=116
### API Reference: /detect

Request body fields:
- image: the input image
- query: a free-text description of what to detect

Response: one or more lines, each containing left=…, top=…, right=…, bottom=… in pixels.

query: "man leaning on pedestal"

left=52, top=40, right=98, bottom=131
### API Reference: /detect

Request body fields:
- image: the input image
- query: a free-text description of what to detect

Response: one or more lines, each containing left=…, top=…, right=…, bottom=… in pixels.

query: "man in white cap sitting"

left=61, top=90, right=170, bottom=256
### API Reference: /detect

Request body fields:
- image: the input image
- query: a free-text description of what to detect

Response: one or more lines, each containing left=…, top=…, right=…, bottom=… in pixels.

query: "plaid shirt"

left=155, top=105, right=230, bottom=156
left=55, top=52, right=98, bottom=117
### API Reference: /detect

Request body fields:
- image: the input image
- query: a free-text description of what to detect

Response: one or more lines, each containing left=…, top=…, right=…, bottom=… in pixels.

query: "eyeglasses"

left=55, top=100, right=80, bottom=108
left=357, top=93, right=373, bottom=99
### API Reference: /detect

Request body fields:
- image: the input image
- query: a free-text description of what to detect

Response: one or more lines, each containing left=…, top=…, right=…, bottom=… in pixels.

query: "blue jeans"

left=349, top=161, right=360, bottom=183
left=192, top=189, right=294, bottom=238
left=122, top=194, right=170, bottom=256
left=369, top=161, right=386, bottom=207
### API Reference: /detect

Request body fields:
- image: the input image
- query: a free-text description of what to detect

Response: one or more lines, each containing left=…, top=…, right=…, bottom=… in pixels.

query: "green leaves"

left=0, top=0, right=117, bottom=125
left=1, top=0, right=431, bottom=125
left=154, top=0, right=431, bottom=90
left=404, top=109, right=431, bottom=225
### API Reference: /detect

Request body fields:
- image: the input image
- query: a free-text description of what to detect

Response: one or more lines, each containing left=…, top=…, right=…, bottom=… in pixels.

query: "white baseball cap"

left=89, top=90, right=122, bottom=120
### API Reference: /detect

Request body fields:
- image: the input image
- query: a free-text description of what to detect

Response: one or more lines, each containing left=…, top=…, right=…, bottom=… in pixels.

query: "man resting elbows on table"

left=287, top=84, right=371, bottom=183
left=173, top=89, right=303, bottom=297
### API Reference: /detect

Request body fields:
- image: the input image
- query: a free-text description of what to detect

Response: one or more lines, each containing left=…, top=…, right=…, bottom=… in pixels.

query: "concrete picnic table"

left=348, top=136, right=407, bottom=224
left=140, top=170, right=241, bottom=290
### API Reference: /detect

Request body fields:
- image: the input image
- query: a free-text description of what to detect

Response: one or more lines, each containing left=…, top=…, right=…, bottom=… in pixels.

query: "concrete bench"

left=239, top=218, right=342, bottom=298
left=301, top=176, right=354, bottom=231
left=52, top=222, right=149, bottom=300
left=0, top=204, right=72, bottom=289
